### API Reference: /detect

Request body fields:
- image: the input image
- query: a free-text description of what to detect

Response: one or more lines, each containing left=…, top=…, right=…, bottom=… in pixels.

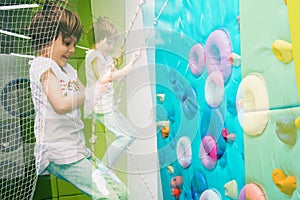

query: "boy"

left=85, top=17, right=140, bottom=171
left=29, top=2, right=127, bottom=199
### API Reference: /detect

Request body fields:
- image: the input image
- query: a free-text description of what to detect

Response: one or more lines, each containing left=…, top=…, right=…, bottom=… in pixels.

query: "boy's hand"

left=129, top=49, right=142, bottom=66
left=94, top=72, right=112, bottom=99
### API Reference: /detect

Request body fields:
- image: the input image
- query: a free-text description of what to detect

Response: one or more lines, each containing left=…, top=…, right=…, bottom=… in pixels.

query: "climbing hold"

left=156, top=93, right=165, bottom=103
left=176, top=136, right=192, bottom=168
left=167, top=165, right=174, bottom=174
left=272, top=39, right=293, bottom=64
left=170, top=176, right=183, bottom=188
left=189, top=43, right=206, bottom=77
left=205, top=70, right=224, bottom=108
left=236, top=74, right=269, bottom=136
left=224, top=180, right=238, bottom=199
left=272, top=168, right=297, bottom=196
left=182, top=86, right=198, bottom=119
left=229, top=53, right=241, bottom=67
left=161, top=126, right=170, bottom=138
left=294, top=116, right=300, bottom=130
left=206, top=29, right=233, bottom=83
left=200, top=135, right=218, bottom=171
left=191, top=171, right=208, bottom=200
left=275, top=115, right=297, bottom=145
left=222, top=128, right=236, bottom=144
left=170, top=176, right=184, bottom=200
left=157, top=121, right=170, bottom=138
left=157, top=120, right=170, bottom=128
left=200, top=188, right=222, bottom=200
left=238, top=183, right=266, bottom=200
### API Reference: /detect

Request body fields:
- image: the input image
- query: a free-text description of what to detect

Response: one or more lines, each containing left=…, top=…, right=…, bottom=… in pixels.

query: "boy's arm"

left=92, top=58, right=104, bottom=80
left=111, top=50, right=141, bottom=81
left=110, top=63, right=132, bottom=81
left=83, top=68, right=112, bottom=116
left=77, top=77, right=85, bottom=92
left=41, top=69, right=85, bottom=114
left=92, top=57, right=113, bottom=83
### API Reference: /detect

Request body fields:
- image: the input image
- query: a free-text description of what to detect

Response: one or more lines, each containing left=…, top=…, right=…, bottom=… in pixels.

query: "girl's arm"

left=41, top=69, right=85, bottom=114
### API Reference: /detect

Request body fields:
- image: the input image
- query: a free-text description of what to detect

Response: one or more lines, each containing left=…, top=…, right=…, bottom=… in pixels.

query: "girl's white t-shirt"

left=29, top=57, right=91, bottom=175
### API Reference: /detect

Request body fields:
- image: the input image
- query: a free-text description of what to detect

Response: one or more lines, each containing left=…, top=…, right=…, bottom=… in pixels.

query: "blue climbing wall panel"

left=154, top=0, right=243, bottom=199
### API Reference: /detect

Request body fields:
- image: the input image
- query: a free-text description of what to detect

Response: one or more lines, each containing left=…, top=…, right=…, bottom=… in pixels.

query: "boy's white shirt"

left=29, top=57, right=91, bottom=175
left=85, top=50, right=114, bottom=118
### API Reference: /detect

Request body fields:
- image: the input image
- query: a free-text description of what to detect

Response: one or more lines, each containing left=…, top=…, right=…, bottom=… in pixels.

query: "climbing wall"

left=155, top=0, right=244, bottom=199
left=240, top=0, right=300, bottom=199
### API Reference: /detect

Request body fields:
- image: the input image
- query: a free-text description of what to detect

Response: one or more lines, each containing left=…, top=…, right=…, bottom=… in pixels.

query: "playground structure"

left=0, top=0, right=300, bottom=199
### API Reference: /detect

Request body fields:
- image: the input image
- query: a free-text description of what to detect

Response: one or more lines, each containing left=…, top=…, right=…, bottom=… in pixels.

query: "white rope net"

left=0, top=1, right=67, bottom=199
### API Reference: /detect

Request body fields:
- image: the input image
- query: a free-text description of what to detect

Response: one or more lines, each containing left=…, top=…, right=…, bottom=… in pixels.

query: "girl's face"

left=95, top=37, right=115, bottom=57
left=50, top=32, right=77, bottom=67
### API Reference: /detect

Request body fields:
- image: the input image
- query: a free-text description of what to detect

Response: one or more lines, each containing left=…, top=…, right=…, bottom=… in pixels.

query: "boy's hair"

left=29, top=1, right=83, bottom=52
left=87, top=16, right=118, bottom=47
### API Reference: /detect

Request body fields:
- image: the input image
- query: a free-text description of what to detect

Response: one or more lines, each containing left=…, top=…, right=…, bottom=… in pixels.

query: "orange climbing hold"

left=161, top=126, right=170, bottom=138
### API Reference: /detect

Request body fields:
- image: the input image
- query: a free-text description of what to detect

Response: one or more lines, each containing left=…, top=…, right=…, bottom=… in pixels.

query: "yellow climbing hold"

left=294, top=117, right=300, bottom=130
left=112, top=48, right=124, bottom=69
left=272, top=40, right=293, bottom=64
left=167, top=165, right=174, bottom=174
